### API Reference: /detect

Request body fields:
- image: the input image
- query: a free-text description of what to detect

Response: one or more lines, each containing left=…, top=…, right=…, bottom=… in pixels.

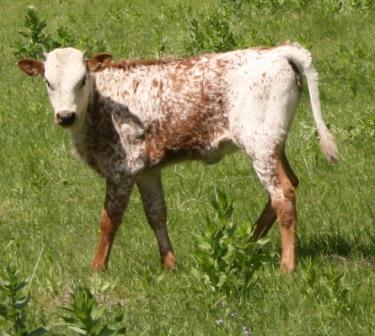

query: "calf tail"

left=281, top=42, right=339, bottom=163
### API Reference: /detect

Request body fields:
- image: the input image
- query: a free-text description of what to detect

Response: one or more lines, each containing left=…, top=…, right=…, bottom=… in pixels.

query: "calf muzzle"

left=56, top=111, right=76, bottom=127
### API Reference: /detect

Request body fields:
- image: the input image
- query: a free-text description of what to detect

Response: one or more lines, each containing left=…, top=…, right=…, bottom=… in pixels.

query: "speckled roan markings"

left=18, top=42, right=338, bottom=273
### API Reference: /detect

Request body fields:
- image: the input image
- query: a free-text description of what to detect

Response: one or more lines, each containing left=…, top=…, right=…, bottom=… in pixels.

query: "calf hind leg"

left=252, top=149, right=299, bottom=272
left=280, top=151, right=299, bottom=190
left=251, top=152, right=298, bottom=241
left=251, top=196, right=276, bottom=240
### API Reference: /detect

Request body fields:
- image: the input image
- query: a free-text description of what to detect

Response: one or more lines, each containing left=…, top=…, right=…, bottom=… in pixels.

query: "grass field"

left=0, top=0, right=375, bottom=334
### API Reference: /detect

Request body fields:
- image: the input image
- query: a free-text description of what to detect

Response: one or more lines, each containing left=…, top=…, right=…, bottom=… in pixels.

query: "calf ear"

left=18, top=59, right=44, bottom=76
left=87, top=52, right=112, bottom=72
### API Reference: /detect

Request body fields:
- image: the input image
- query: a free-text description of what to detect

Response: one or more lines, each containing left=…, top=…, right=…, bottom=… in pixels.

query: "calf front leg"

left=92, top=177, right=134, bottom=271
left=137, top=171, right=176, bottom=270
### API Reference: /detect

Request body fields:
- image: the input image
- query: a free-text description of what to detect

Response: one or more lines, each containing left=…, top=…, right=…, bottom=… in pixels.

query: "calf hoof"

left=280, top=261, right=296, bottom=273
left=162, top=251, right=176, bottom=270
left=92, top=259, right=108, bottom=272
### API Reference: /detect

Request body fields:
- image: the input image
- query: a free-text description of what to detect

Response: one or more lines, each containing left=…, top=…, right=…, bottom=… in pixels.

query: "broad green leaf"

left=197, top=241, right=212, bottom=251
left=67, top=325, right=87, bottom=334
left=92, top=305, right=106, bottom=320
left=15, top=294, right=30, bottom=309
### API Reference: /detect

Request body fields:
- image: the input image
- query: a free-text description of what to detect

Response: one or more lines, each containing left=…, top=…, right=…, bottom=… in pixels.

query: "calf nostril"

left=56, top=111, right=76, bottom=127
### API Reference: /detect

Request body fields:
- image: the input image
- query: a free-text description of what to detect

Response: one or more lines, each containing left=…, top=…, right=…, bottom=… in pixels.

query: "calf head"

left=18, top=48, right=112, bottom=129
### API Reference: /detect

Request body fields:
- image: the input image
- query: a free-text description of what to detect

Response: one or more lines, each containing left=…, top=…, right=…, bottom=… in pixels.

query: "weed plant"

left=0, top=264, right=47, bottom=336
left=0, top=265, right=126, bottom=335
left=192, top=190, right=273, bottom=294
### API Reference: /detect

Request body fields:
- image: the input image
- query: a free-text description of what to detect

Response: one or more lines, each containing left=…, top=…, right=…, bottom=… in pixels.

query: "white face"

left=43, top=48, right=90, bottom=128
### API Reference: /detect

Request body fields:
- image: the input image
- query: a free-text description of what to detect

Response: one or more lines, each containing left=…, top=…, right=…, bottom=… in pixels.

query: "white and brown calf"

left=18, top=42, right=338, bottom=273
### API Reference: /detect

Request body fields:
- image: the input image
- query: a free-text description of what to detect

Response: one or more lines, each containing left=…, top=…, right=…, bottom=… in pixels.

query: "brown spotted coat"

left=18, top=42, right=338, bottom=272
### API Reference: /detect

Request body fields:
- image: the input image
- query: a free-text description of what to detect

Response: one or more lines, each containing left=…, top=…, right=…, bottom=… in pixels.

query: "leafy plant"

left=13, top=6, right=77, bottom=59
left=0, top=264, right=48, bottom=336
left=14, top=6, right=108, bottom=60
left=0, top=264, right=126, bottom=336
left=14, top=6, right=56, bottom=59
left=59, top=286, right=126, bottom=336
left=184, top=6, right=238, bottom=55
left=192, top=190, right=273, bottom=294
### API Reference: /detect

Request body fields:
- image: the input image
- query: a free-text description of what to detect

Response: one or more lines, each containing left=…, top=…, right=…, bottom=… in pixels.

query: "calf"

left=18, top=42, right=338, bottom=273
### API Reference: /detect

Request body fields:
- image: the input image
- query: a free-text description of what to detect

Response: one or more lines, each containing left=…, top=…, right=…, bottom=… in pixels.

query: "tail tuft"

left=319, top=130, right=339, bottom=163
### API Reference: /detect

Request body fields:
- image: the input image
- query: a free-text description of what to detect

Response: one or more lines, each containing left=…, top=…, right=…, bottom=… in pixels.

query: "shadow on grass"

left=298, top=230, right=375, bottom=262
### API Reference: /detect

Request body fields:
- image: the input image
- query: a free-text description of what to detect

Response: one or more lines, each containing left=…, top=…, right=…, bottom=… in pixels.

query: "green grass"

left=0, top=0, right=374, bottom=334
